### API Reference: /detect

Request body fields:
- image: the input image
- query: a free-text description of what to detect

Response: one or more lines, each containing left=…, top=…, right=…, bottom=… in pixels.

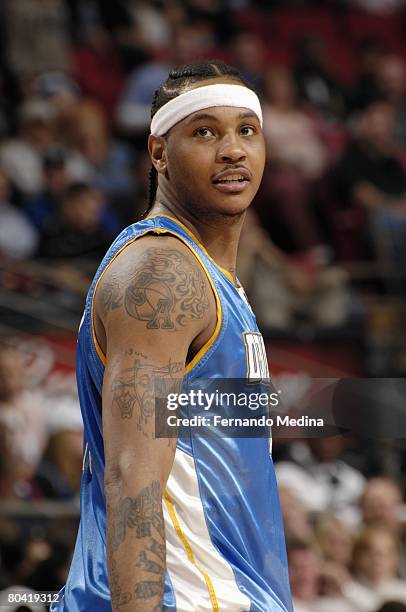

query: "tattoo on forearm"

left=111, top=353, right=183, bottom=424
left=107, top=481, right=165, bottom=612
left=134, top=580, right=162, bottom=600
left=109, top=481, right=162, bottom=551
left=124, top=248, right=209, bottom=330
left=109, top=559, right=132, bottom=611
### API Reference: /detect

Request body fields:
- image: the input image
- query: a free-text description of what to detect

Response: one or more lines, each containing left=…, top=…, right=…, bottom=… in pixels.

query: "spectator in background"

left=288, top=539, right=322, bottom=612
left=63, top=99, right=134, bottom=206
left=34, top=394, right=83, bottom=499
left=23, top=147, right=70, bottom=232
left=294, top=35, right=345, bottom=121
left=350, top=0, right=405, bottom=13
left=376, top=604, right=406, bottom=612
left=334, top=102, right=406, bottom=212
left=347, top=39, right=384, bottom=114
left=116, top=22, right=212, bottom=136
left=359, top=476, right=406, bottom=578
left=263, top=65, right=327, bottom=181
left=238, top=209, right=350, bottom=328
left=275, top=437, right=365, bottom=525
left=288, top=539, right=355, bottom=612
left=0, top=98, right=56, bottom=197
left=256, top=65, right=329, bottom=257
left=114, top=148, right=154, bottom=225
left=279, top=487, right=314, bottom=541
left=377, top=55, right=406, bottom=148
left=37, top=182, right=114, bottom=263
left=0, top=343, right=47, bottom=499
left=346, top=528, right=406, bottom=609
left=333, top=101, right=406, bottom=268
left=316, top=515, right=354, bottom=571
left=360, top=478, right=404, bottom=535
left=2, top=0, right=70, bottom=80
left=229, top=29, right=265, bottom=90
left=71, top=20, right=125, bottom=121
left=0, top=168, right=38, bottom=259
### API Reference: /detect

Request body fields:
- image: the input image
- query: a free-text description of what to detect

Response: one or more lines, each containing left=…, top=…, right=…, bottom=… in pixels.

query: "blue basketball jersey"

left=52, top=215, right=292, bottom=612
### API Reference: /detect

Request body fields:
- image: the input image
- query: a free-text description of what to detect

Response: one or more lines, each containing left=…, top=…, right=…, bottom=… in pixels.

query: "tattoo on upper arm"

left=111, top=351, right=183, bottom=427
left=107, top=480, right=165, bottom=611
left=124, top=248, right=210, bottom=330
left=100, top=274, right=123, bottom=315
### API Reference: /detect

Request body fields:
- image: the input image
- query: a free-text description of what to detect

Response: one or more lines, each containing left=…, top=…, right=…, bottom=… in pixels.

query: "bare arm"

left=97, top=236, right=215, bottom=611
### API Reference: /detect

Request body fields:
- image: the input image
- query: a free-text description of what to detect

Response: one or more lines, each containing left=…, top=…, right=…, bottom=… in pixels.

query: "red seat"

left=233, top=9, right=271, bottom=39
left=327, top=42, right=358, bottom=84
left=345, top=10, right=401, bottom=44
left=270, top=9, right=337, bottom=45
left=264, top=42, right=294, bottom=68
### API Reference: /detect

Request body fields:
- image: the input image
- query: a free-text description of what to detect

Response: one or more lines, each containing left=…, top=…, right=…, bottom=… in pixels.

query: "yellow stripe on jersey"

left=164, top=489, right=219, bottom=611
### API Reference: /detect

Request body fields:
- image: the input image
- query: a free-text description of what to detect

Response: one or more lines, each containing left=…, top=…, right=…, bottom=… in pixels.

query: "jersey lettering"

left=243, top=332, right=270, bottom=383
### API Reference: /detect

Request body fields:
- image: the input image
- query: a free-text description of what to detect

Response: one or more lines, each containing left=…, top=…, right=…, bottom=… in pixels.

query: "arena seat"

left=270, top=8, right=337, bottom=44
left=345, top=10, right=402, bottom=44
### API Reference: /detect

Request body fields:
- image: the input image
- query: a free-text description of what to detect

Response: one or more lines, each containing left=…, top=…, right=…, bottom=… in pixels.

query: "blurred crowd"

left=0, top=0, right=406, bottom=610
left=0, top=0, right=404, bottom=352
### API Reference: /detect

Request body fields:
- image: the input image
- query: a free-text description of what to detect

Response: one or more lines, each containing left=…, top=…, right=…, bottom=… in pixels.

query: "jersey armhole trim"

left=147, top=213, right=235, bottom=285
left=90, top=226, right=222, bottom=375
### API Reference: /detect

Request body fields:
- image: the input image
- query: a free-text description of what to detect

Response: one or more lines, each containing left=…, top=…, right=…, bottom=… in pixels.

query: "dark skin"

left=94, top=76, right=266, bottom=611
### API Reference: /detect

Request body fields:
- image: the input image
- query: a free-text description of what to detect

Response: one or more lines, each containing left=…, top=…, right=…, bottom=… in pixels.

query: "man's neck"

left=148, top=188, right=245, bottom=283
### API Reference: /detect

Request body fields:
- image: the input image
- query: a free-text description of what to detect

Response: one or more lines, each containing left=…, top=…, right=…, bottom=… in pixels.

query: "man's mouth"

left=212, top=174, right=249, bottom=184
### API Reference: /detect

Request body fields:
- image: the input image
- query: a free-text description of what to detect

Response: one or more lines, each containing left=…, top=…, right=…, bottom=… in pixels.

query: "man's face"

left=155, top=83, right=266, bottom=218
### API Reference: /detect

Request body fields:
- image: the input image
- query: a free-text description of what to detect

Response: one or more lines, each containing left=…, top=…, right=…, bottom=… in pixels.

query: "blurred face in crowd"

left=22, top=118, right=54, bottom=151
left=44, top=163, right=69, bottom=196
left=0, top=346, right=24, bottom=402
left=358, top=102, right=395, bottom=152
left=289, top=545, right=321, bottom=602
left=359, top=42, right=384, bottom=76
left=69, top=102, right=108, bottom=167
left=309, top=435, right=345, bottom=462
left=231, top=31, right=264, bottom=76
left=299, top=35, right=328, bottom=70
left=47, top=431, right=83, bottom=493
left=279, top=487, right=313, bottom=541
left=316, top=515, right=353, bottom=567
left=353, top=529, right=399, bottom=585
left=361, top=478, right=402, bottom=532
left=62, top=188, right=104, bottom=232
left=171, top=23, right=210, bottom=66
left=378, top=55, right=406, bottom=103
left=264, top=67, right=296, bottom=109
left=150, top=77, right=266, bottom=219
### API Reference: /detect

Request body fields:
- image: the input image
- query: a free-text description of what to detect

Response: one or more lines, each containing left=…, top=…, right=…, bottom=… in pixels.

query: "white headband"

left=150, top=83, right=263, bottom=136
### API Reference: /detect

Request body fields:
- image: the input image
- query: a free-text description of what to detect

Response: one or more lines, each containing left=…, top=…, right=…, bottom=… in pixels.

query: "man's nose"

left=216, top=134, right=246, bottom=163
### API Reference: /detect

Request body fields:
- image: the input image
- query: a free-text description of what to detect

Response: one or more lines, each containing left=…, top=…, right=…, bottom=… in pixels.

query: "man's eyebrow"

left=238, top=110, right=259, bottom=121
left=187, top=112, right=220, bottom=124
left=187, top=110, right=260, bottom=125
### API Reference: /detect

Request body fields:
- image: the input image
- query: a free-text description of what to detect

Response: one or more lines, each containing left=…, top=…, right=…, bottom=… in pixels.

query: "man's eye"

left=240, top=126, right=256, bottom=136
left=194, top=127, right=214, bottom=138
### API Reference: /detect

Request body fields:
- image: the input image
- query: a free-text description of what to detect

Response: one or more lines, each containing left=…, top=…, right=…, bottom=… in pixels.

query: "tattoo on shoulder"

left=125, top=248, right=210, bottom=330
left=100, top=274, right=123, bottom=315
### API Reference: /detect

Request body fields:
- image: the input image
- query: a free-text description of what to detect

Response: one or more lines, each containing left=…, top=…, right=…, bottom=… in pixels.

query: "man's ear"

left=148, top=135, right=167, bottom=175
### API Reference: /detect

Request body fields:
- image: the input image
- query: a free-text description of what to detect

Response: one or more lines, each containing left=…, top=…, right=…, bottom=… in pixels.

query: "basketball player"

left=52, top=61, right=292, bottom=611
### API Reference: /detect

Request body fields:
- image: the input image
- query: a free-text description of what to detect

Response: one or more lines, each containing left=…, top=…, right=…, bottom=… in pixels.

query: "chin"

left=216, top=196, right=252, bottom=217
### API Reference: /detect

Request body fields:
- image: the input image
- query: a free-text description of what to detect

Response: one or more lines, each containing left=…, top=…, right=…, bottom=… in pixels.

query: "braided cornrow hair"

left=144, top=59, right=252, bottom=217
